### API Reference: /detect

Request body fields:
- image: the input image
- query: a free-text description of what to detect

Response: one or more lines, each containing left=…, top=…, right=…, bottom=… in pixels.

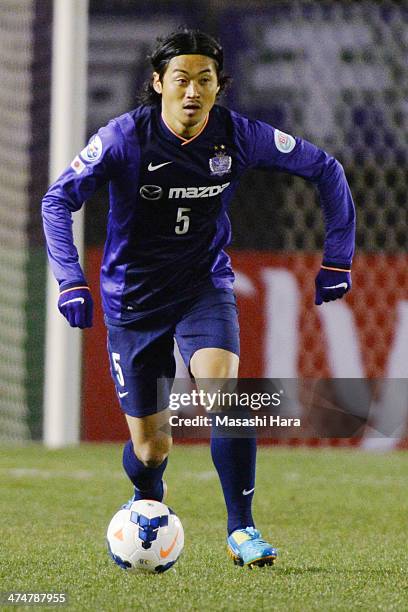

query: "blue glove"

left=315, top=266, right=351, bottom=306
left=58, top=285, right=93, bottom=328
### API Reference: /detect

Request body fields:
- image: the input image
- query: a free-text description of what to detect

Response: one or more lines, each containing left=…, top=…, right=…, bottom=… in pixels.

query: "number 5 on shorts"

left=111, top=352, right=125, bottom=387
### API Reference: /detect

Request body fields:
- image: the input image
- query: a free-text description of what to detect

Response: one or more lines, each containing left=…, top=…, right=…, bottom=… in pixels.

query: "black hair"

left=139, top=27, right=231, bottom=106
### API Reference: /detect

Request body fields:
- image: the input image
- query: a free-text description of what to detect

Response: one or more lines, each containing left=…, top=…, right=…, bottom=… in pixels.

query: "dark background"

left=83, top=0, right=408, bottom=252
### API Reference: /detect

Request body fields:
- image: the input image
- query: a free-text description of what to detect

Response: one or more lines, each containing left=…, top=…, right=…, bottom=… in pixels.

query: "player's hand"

left=58, top=286, right=93, bottom=328
left=315, top=267, right=351, bottom=306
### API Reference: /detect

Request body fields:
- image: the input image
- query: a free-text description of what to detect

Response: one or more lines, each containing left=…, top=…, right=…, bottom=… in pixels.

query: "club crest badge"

left=209, top=145, right=232, bottom=177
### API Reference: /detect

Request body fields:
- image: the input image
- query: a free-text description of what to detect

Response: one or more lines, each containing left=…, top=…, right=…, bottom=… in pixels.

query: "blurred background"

left=0, top=0, right=407, bottom=444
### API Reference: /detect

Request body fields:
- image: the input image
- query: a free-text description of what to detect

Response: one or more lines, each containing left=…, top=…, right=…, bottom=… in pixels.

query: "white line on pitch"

left=0, top=468, right=123, bottom=480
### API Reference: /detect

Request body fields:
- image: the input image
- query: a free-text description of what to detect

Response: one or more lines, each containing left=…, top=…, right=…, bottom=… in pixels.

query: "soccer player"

left=42, top=29, right=355, bottom=568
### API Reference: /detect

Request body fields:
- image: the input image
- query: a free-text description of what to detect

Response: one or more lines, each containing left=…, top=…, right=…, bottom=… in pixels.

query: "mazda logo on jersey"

left=140, top=185, right=163, bottom=200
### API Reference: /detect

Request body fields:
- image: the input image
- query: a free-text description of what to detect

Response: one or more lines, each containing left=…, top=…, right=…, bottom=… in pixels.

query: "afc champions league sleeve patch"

left=80, top=134, right=103, bottom=163
left=274, top=129, right=296, bottom=154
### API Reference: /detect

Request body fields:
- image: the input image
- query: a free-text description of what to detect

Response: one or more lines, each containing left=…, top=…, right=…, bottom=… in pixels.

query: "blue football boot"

left=227, top=526, right=277, bottom=568
left=121, top=481, right=167, bottom=509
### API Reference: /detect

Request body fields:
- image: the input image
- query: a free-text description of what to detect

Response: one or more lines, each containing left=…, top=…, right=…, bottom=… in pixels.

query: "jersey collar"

left=159, top=111, right=210, bottom=146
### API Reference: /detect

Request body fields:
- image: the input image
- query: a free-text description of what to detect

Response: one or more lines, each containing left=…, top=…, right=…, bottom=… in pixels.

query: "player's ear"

left=152, top=73, right=162, bottom=95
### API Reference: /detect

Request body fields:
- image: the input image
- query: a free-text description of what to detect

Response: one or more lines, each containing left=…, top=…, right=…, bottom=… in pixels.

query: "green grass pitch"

left=1, top=444, right=407, bottom=611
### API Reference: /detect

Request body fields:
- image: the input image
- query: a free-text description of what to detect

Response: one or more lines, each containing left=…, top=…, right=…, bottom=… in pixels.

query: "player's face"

left=153, top=54, right=220, bottom=136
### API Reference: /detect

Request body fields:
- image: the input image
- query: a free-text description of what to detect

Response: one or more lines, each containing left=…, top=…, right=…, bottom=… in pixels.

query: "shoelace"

left=242, top=527, right=270, bottom=548
left=244, top=527, right=259, bottom=538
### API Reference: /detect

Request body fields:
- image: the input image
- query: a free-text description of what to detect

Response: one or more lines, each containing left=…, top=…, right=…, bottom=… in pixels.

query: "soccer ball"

left=106, top=500, right=184, bottom=573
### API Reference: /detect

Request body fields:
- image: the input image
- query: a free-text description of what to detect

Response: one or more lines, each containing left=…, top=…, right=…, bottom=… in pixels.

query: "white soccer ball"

left=106, top=500, right=184, bottom=573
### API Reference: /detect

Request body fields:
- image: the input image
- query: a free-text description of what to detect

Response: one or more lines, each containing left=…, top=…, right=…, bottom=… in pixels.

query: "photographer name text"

left=169, top=415, right=301, bottom=427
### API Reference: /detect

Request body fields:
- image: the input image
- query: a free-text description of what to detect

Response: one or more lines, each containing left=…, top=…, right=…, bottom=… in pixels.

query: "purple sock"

left=210, top=436, right=256, bottom=535
left=122, top=440, right=167, bottom=501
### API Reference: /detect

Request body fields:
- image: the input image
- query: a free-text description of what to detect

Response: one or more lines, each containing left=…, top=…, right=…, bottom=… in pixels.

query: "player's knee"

left=191, top=348, right=239, bottom=379
left=135, top=437, right=172, bottom=468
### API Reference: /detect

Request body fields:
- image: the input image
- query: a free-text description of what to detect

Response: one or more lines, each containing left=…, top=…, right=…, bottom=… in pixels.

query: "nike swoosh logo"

left=322, top=283, right=348, bottom=290
left=148, top=161, right=173, bottom=171
left=60, top=297, right=85, bottom=307
left=242, top=487, right=255, bottom=496
left=160, top=530, right=179, bottom=558
left=118, top=391, right=129, bottom=398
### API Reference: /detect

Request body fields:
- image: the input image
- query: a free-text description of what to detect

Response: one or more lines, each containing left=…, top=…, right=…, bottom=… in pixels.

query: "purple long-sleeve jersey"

left=42, top=104, right=355, bottom=321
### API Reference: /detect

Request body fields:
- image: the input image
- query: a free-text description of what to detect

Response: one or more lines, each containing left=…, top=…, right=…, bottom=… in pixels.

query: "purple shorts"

left=106, top=289, right=240, bottom=417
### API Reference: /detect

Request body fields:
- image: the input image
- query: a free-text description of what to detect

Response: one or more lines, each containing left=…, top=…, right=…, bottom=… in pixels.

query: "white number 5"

left=175, top=207, right=191, bottom=235
left=111, top=352, right=125, bottom=387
